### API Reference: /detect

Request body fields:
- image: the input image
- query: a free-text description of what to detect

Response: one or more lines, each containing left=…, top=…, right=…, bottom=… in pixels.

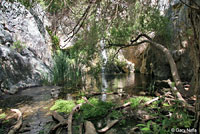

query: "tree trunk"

left=189, top=0, right=200, bottom=131
left=145, top=40, right=184, bottom=93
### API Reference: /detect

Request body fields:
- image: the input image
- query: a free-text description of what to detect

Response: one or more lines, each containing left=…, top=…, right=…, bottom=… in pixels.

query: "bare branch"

left=64, top=0, right=96, bottom=45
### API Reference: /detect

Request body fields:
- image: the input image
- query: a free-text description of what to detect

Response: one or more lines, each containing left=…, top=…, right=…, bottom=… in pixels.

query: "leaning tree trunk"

left=110, top=34, right=184, bottom=93
left=145, top=40, right=184, bottom=93
left=189, top=0, right=200, bottom=131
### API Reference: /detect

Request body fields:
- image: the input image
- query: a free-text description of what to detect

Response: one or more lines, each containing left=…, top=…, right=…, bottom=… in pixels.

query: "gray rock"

left=0, top=1, right=52, bottom=93
left=85, top=121, right=97, bottom=134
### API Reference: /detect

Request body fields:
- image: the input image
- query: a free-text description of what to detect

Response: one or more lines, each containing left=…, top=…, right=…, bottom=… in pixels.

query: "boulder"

left=85, top=121, right=97, bottom=134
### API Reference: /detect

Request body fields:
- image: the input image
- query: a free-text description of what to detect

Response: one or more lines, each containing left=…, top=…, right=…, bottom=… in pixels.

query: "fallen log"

left=166, top=79, right=195, bottom=113
left=68, top=97, right=89, bottom=134
left=68, top=103, right=83, bottom=134
left=50, top=111, right=67, bottom=134
left=144, top=97, right=159, bottom=106
left=8, top=109, right=23, bottom=134
left=114, top=97, right=160, bottom=111
left=85, top=91, right=124, bottom=98
left=114, top=102, right=131, bottom=111
left=98, top=120, right=119, bottom=133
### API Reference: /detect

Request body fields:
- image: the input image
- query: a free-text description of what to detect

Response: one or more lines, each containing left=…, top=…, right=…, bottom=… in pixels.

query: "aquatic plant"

left=43, top=49, right=85, bottom=89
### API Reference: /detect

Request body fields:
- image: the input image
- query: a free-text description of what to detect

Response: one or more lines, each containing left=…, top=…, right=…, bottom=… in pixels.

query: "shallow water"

left=0, top=73, right=153, bottom=134
left=0, top=86, right=57, bottom=134
left=82, top=73, right=152, bottom=102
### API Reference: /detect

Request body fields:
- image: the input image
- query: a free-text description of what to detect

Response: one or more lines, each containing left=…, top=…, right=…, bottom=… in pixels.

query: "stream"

left=0, top=73, right=152, bottom=134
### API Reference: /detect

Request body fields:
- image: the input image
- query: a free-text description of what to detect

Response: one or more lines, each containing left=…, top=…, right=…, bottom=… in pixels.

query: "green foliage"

left=70, top=23, right=99, bottom=67
left=46, top=27, right=60, bottom=50
left=50, top=99, right=75, bottom=113
left=44, top=0, right=72, bottom=13
left=136, top=99, right=194, bottom=134
left=76, top=98, right=85, bottom=104
left=109, top=1, right=171, bottom=44
left=0, top=126, right=6, bottom=134
left=11, top=40, right=25, bottom=52
left=0, top=113, right=6, bottom=119
left=8, top=0, right=33, bottom=8
left=51, top=50, right=68, bottom=86
left=41, top=73, right=51, bottom=86
left=79, top=98, right=114, bottom=119
left=109, top=111, right=123, bottom=120
left=129, top=96, right=151, bottom=109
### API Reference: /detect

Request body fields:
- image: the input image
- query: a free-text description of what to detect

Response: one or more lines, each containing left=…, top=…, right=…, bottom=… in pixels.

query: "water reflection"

left=86, top=73, right=152, bottom=101
left=105, top=73, right=151, bottom=95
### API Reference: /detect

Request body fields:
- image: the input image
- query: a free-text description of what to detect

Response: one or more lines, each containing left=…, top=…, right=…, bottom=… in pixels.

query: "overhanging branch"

left=64, top=0, right=96, bottom=45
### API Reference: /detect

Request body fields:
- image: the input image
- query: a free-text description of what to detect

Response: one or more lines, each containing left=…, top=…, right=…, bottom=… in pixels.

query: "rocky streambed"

left=0, top=86, right=60, bottom=134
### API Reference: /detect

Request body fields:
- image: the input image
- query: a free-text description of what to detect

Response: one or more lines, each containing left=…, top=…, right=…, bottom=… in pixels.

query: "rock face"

left=0, top=1, right=52, bottom=94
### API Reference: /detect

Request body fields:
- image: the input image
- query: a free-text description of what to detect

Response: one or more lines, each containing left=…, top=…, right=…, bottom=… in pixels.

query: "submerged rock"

left=0, top=1, right=52, bottom=94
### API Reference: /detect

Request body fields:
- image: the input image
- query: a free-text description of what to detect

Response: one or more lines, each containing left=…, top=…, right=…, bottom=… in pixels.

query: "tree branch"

left=8, top=109, right=23, bottom=134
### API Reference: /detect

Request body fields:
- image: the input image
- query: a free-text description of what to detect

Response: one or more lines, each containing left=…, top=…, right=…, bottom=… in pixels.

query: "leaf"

left=136, top=124, right=146, bottom=127
left=141, top=127, right=151, bottom=131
